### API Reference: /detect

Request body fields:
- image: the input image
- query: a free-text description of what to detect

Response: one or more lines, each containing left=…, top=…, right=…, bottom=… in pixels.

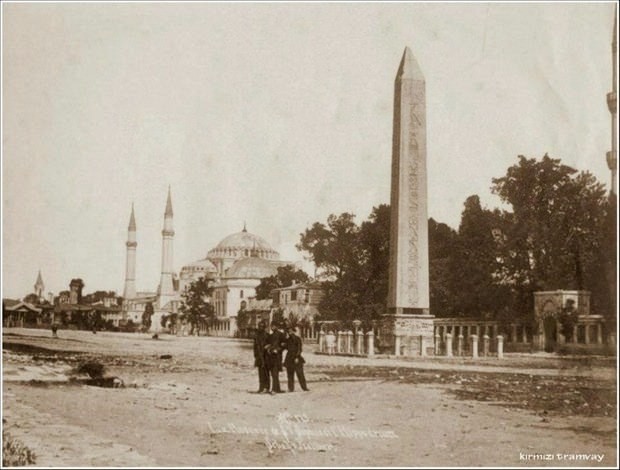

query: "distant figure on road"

left=51, top=323, right=58, bottom=338
left=253, top=320, right=270, bottom=393
left=284, top=326, right=309, bottom=392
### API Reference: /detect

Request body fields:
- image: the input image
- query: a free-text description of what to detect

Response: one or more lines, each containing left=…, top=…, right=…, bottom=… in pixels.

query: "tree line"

left=296, top=155, right=616, bottom=328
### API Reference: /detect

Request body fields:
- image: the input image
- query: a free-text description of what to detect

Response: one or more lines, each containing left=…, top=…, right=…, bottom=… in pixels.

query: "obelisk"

left=382, top=47, right=434, bottom=356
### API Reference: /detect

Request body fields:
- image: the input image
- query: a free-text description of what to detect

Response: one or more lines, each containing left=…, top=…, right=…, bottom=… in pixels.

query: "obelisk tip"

left=397, top=46, right=424, bottom=81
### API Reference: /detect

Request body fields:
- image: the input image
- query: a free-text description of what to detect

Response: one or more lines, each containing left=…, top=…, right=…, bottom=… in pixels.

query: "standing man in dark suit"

left=265, top=321, right=286, bottom=394
left=284, top=326, right=309, bottom=392
left=253, top=320, right=270, bottom=393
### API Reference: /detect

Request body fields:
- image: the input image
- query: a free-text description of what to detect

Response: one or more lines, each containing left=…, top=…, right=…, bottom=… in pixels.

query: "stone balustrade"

left=317, top=329, right=376, bottom=357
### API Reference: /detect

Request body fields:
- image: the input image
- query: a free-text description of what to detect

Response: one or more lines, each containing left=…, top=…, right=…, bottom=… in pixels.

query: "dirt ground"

left=2, top=328, right=617, bottom=467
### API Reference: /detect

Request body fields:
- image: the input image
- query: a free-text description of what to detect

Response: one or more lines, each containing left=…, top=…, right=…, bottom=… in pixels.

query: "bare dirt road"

left=2, top=328, right=617, bottom=467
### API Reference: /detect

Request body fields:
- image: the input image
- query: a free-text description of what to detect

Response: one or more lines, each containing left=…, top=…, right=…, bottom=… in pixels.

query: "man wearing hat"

left=265, top=321, right=287, bottom=393
left=284, top=326, right=309, bottom=392
left=253, top=320, right=270, bottom=393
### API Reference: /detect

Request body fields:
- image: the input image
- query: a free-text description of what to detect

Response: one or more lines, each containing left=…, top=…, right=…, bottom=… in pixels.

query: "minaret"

left=607, top=6, right=617, bottom=195
left=123, top=204, right=137, bottom=299
left=381, top=47, right=434, bottom=357
left=159, top=186, right=175, bottom=308
left=34, top=270, right=44, bottom=299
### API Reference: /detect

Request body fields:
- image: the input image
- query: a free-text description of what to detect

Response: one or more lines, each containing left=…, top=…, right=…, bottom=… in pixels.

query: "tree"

left=357, top=204, right=391, bottom=314
left=271, top=308, right=285, bottom=326
left=297, top=213, right=360, bottom=280
left=447, top=196, right=511, bottom=318
left=82, top=291, right=117, bottom=305
left=236, top=308, right=250, bottom=332
left=255, top=265, right=310, bottom=300
left=492, top=154, right=610, bottom=319
left=141, top=302, right=154, bottom=332
left=297, top=206, right=390, bottom=326
left=428, top=218, right=458, bottom=317
left=22, top=293, right=40, bottom=305
left=179, top=276, right=214, bottom=335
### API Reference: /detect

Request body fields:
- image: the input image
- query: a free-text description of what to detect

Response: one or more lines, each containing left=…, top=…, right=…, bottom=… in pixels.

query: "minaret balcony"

left=607, top=150, right=617, bottom=170
left=607, top=91, right=617, bottom=114
left=126, top=241, right=137, bottom=248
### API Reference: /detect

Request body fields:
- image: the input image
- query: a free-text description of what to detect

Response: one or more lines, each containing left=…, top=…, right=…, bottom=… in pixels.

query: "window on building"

left=290, top=290, right=297, bottom=301
left=304, top=290, right=310, bottom=303
left=240, top=290, right=244, bottom=299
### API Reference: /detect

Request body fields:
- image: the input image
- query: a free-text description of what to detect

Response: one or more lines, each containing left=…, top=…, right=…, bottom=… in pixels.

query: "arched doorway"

left=543, top=316, right=557, bottom=352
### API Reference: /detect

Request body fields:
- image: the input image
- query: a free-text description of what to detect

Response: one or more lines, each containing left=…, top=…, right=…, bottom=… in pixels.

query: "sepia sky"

left=2, top=2, right=617, bottom=299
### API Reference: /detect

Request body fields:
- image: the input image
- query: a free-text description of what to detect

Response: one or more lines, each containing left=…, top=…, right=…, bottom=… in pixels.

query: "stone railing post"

left=457, top=334, right=464, bottom=356
left=511, top=324, right=517, bottom=343
left=608, top=332, right=616, bottom=347
left=434, top=332, right=441, bottom=355
left=597, top=323, right=603, bottom=345
left=356, top=331, right=363, bottom=355
left=497, top=335, right=504, bottom=359
left=336, top=331, right=342, bottom=353
left=521, top=326, right=527, bottom=343
left=584, top=325, right=590, bottom=344
left=318, top=330, right=325, bottom=353
left=572, top=325, right=578, bottom=344
left=471, top=335, right=479, bottom=358
left=346, top=330, right=354, bottom=354
left=483, top=334, right=490, bottom=357
left=420, top=335, right=426, bottom=356
left=366, top=331, right=375, bottom=356
left=445, top=333, right=453, bottom=357
left=394, top=335, right=401, bottom=356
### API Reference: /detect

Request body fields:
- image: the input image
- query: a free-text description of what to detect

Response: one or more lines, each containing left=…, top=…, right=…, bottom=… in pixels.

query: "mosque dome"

left=225, top=257, right=278, bottom=279
left=180, top=258, right=218, bottom=278
left=207, top=227, right=280, bottom=261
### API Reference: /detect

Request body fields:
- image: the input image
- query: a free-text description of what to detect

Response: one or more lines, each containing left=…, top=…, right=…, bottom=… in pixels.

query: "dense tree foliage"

left=82, top=291, right=118, bottom=305
left=22, top=293, right=41, bottom=305
left=297, top=206, right=390, bottom=326
left=296, top=154, right=615, bottom=327
left=491, top=154, right=613, bottom=320
left=449, top=195, right=512, bottom=319
left=179, top=276, right=215, bottom=335
left=255, top=265, right=310, bottom=300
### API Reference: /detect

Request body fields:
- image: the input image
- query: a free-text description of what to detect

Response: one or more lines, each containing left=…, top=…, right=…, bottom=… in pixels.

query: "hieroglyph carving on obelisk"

left=387, top=46, right=430, bottom=314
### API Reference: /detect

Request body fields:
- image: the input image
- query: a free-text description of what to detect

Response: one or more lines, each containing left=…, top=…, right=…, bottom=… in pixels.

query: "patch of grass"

left=2, top=429, right=36, bottom=466
left=556, top=344, right=616, bottom=357
left=319, top=365, right=617, bottom=418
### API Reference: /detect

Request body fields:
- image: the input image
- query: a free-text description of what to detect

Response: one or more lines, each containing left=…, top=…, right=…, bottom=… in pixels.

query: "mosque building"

left=121, top=189, right=295, bottom=331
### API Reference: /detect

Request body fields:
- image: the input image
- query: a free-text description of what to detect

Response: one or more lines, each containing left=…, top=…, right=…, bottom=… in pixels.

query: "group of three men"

left=253, top=320, right=309, bottom=394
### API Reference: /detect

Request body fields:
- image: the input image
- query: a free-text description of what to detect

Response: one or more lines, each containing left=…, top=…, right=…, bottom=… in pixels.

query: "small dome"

left=226, top=257, right=277, bottom=279
left=207, top=229, right=279, bottom=260
left=180, top=259, right=217, bottom=277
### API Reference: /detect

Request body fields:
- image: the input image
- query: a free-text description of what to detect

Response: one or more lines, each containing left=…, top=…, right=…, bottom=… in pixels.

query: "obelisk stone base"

left=380, top=314, right=435, bottom=356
